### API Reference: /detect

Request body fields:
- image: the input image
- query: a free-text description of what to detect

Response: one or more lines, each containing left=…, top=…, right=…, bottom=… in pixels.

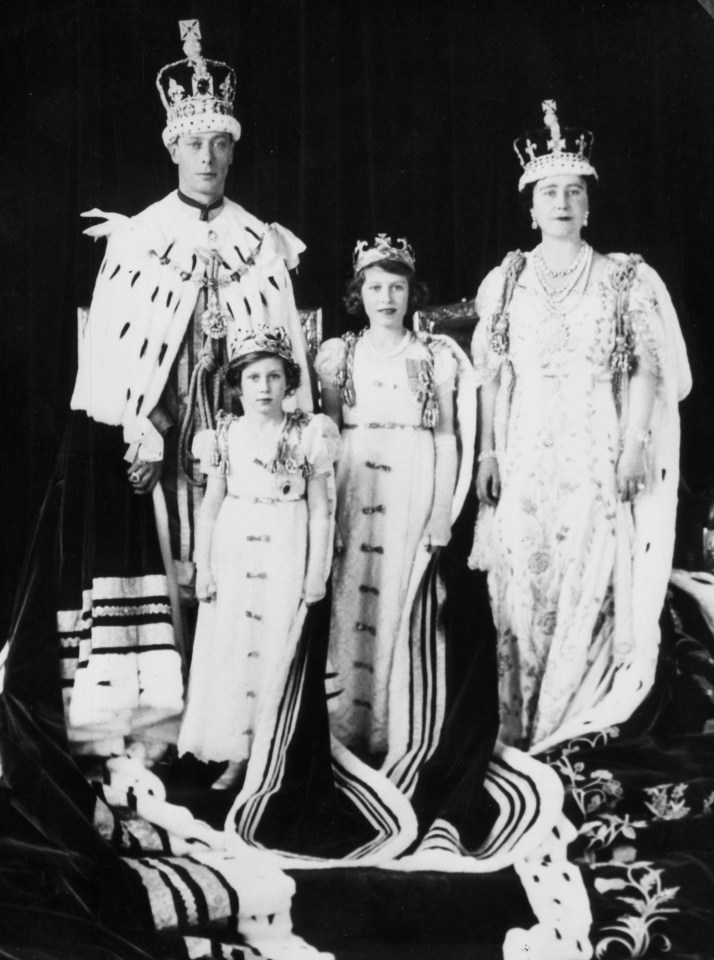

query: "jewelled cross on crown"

left=542, top=100, right=566, bottom=154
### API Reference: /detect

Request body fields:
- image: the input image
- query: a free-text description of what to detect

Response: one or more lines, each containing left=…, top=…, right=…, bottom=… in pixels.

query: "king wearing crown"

left=61, top=20, right=312, bottom=757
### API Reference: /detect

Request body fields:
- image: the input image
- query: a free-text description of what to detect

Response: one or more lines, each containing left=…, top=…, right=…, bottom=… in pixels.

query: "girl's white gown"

left=316, top=332, right=456, bottom=755
left=178, top=412, right=339, bottom=764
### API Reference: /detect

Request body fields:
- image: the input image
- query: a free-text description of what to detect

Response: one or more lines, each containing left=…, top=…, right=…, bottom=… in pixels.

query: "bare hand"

left=476, top=459, right=501, bottom=506
left=422, top=521, right=451, bottom=553
left=127, top=457, right=163, bottom=496
left=303, top=581, right=326, bottom=606
left=196, top=568, right=217, bottom=603
left=616, top=441, right=647, bottom=501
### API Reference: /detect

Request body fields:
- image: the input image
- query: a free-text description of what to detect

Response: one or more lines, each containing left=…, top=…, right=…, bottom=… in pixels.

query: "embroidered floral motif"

left=703, top=790, right=714, bottom=814
left=528, top=551, right=549, bottom=574
left=643, top=783, right=690, bottom=821
left=551, top=748, right=624, bottom=817
left=594, top=862, right=680, bottom=958
left=629, top=307, right=662, bottom=376
left=537, top=610, right=557, bottom=636
left=567, top=727, right=621, bottom=752
left=210, top=410, right=313, bottom=492
left=580, top=812, right=647, bottom=855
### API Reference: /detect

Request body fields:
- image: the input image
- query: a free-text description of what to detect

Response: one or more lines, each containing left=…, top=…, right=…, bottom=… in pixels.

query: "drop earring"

left=531, top=214, right=538, bottom=230
left=583, top=212, right=589, bottom=227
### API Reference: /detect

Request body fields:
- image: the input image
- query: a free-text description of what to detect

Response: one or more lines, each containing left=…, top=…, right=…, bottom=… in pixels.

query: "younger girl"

left=178, top=326, right=339, bottom=789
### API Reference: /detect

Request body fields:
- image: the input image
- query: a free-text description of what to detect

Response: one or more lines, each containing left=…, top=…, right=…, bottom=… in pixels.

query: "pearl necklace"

left=533, top=240, right=587, bottom=279
left=531, top=242, right=593, bottom=313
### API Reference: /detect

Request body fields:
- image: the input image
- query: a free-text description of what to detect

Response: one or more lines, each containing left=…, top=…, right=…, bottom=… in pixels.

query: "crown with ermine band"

left=156, top=20, right=241, bottom=147
left=514, top=100, right=597, bottom=191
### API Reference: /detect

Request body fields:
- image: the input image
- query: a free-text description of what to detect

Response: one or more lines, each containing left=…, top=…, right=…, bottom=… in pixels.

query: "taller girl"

left=317, top=236, right=474, bottom=764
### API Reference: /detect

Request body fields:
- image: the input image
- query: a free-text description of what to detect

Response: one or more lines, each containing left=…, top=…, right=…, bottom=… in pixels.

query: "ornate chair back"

left=413, top=298, right=477, bottom=360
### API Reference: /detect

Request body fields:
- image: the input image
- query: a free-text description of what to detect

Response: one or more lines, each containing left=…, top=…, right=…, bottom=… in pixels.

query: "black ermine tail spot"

left=131, top=271, right=141, bottom=288
left=244, top=298, right=252, bottom=315
left=158, top=344, right=168, bottom=365
left=110, top=264, right=121, bottom=280
left=119, top=323, right=130, bottom=338
left=268, top=275, right=280, bottom=291
left=140, top=340, right=148, bottom=358
left=151, top=287, right=159, bottom=302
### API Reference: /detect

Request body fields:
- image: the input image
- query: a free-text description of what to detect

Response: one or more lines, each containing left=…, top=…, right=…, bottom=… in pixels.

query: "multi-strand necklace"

left=532, top=241, right=593, bottom=315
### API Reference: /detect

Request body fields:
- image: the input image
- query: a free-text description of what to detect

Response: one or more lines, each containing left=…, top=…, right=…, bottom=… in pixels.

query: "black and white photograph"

left=2, top=1, right=714, bottom=957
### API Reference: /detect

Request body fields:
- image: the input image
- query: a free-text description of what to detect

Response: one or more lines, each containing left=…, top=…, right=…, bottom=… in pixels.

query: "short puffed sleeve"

left=315, top=337, right=348, bottom=389
left=432, top=338, right=458, bottom=387
left=471, top=266, right=508, bottom=386
left=627, top=265, right=666, bottom=378
left=191, top=427, right=224, bottom=477
left=302, top=413, right=342, bottom=476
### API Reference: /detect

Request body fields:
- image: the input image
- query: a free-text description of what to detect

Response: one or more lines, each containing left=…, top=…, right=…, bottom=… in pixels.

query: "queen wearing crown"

left=316, top=236, right=475, bottom=770
left=470, top=101, right=691, bottom=753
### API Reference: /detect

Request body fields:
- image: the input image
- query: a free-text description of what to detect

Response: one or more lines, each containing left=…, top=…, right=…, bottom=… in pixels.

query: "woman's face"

left=531, top=174, right=589, bottom=241
left=238, top=355, right=287, bottom=418
left=360, top=266, right=410, bottom=330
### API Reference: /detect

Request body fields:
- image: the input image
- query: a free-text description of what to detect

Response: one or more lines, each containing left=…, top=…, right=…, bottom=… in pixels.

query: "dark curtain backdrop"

left=2, top=0, right=714, bottom=624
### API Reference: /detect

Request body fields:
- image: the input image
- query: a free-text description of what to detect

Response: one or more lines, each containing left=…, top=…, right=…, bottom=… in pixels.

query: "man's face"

left=169, top=131, right=234, bottom=202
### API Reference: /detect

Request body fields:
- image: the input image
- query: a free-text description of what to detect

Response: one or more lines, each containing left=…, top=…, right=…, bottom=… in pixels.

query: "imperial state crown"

left=156, top=20, right=241, bottom=146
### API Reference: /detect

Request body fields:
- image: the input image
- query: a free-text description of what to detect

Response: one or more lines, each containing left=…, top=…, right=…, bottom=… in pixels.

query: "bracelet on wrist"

left=478, top=450, right=498, bottom=463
